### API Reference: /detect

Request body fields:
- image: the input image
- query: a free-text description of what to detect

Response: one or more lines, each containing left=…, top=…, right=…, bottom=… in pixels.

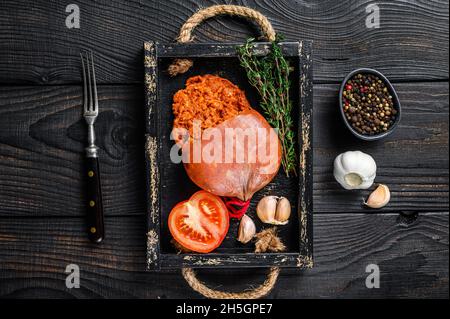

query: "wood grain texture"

left=313, top=81, right=449, bottom=212
left=0, top=0, right=448, bottom=301
left=0, top=85, right=146, bottom=216
left=0, top=0, right=448, bottom=84
left=0, top=213, right=447, bottom=298
left=0, top=82, right=447, bottom=217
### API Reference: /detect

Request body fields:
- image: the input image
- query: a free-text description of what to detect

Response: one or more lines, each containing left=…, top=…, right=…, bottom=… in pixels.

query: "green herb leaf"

left=237, top=35, right=297, bottom=177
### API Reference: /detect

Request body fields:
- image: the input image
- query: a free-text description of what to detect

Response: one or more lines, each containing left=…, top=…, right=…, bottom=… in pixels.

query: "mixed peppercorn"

left=342, top=73, right=398, bottom=136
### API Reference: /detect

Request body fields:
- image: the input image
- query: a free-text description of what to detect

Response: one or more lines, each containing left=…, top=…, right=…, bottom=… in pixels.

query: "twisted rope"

left=181, top=228, right=285, bottom=299
left=168, top=5, right=276, bottom=76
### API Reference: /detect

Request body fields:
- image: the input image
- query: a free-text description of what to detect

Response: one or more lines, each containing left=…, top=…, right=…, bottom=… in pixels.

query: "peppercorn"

left=342, top=73, right=398, bottom=135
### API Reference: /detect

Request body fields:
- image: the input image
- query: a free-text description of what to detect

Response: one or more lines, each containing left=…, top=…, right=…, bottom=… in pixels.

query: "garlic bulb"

left=257, top=196, right=291, bottom=225
left=333, top=151, right=376, bottom=190
left=237, top=215, right=256, bottom=244
left=365, top=184, right=390, bottom=208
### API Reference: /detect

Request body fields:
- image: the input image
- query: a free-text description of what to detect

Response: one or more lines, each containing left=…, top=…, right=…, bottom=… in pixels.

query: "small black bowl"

left=339, top=68, right=401, bottom=141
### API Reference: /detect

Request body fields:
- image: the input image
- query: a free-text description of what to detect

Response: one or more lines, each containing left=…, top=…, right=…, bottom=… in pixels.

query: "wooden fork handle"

left=86, top=156, right=104, bottom=243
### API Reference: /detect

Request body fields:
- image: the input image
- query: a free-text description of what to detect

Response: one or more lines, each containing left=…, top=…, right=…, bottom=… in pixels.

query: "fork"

left=81, top=51, right=104, bottom=243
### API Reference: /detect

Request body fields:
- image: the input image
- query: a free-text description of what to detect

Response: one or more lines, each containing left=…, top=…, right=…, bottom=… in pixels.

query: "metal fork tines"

left=80, top=51, right=99, bottom=158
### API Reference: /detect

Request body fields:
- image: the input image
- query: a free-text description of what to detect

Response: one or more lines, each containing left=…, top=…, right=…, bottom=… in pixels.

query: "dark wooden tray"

left=144, top=41, right=313, bottom=270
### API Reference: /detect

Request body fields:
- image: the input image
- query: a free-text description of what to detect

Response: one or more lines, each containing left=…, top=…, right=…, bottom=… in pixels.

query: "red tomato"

left=168, top=191, right=229, bottom=253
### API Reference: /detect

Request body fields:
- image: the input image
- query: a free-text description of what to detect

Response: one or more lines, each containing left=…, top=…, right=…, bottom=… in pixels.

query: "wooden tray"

left=144, top=41, right=313, bottom=270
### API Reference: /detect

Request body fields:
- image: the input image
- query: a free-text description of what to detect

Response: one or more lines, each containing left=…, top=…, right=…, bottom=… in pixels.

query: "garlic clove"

left=256, top=196, right=278, bottom=224
left=257, top=196, right=291, bottom=225
left=365, top=184, right=390, bottom=208
left=237, top=215, right=256, bottom=244
left=275, top=197, right=291, bottom=225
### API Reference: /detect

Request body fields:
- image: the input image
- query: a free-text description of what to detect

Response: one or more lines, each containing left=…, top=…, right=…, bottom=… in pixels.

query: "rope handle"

left=182, top=267, right=280, bottom=299
left=168, top=5, right=276, bottom=76
left=177, top=5, right=276, bottom=43
left=181, top=228, right=285, bottom=299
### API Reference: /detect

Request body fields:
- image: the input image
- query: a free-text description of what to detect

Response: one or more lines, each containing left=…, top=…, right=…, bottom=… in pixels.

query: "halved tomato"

left=168, top=190, right=229, bottom=253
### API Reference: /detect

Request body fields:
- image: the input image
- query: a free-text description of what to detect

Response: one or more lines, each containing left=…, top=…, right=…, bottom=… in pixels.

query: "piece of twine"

left=181, top=228, right=286, bottom=299
left=168, top=4, right=276, bottom=77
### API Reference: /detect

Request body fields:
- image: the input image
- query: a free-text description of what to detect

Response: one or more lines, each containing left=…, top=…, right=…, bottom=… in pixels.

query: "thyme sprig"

left=237, top=36, right=297, bottom=177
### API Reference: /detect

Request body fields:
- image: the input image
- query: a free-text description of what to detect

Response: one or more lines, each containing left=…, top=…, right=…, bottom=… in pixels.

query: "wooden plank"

left=143, top=42, right=161, bottom=270
left=313, top=81, right=449, bottom=212
left=0, top=213, right=447, bottom=298
left=155, top=42, right=300, bottom=57
left=299, top=40, right=314, bottom=259
left=0, top=0, right=448, bottom=84
left=0, top=82, right=447, bottom=217
left=159, top=253, right=311, bottom=269
left=0, top=85, right=146, bottom=217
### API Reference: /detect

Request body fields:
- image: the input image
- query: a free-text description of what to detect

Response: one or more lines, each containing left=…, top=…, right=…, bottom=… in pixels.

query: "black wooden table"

left=0, top=0, right=448, bottom=299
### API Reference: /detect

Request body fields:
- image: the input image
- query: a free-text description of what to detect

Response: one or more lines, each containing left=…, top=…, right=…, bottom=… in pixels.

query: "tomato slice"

left=168, top=190, right=229, bottom=253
